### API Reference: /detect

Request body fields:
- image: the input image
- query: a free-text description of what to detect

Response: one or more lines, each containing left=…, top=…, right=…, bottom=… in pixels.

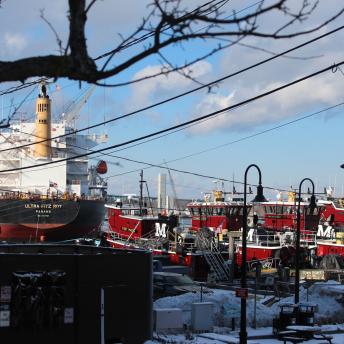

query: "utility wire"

left=1, top=100, right=340, bottom=206
left=104, top=101, right=344, bottom=181
left=1, top=59, right=343, bottom=174
left=1, top=24, right=343, bottom=154
left=95, top=0, right=233, bottom=61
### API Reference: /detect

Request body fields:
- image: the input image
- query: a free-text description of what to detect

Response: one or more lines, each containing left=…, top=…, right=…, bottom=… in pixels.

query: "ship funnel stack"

left=34, top=82, right=52, bottom=158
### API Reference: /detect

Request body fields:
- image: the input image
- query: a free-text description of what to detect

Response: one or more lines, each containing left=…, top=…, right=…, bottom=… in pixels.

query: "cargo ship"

left=0, top=82, right=107, bottom=242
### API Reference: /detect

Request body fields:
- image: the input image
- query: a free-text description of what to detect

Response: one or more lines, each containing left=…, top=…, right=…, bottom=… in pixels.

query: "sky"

left=1, top=0, right=344, bottom=200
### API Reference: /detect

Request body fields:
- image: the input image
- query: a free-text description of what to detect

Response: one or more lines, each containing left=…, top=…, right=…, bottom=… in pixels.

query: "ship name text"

left=25, top=203, right=63, bottom=209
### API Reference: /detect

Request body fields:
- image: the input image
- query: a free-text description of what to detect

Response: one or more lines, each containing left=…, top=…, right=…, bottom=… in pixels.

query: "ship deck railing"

left=168, top=241, right=197, bottom=254
left=0, top=193, right=105, bottom=201
left=300, top=231, right=317, bottom=247
left=106, top=231, right=168, bottom=251
left=246, top=233, right=282, bottom=247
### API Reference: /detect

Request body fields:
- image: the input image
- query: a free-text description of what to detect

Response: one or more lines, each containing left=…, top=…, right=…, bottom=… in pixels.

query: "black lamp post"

left=240, top=164, right=267, bottom=344
left=294, top=178, right=316, bottom=305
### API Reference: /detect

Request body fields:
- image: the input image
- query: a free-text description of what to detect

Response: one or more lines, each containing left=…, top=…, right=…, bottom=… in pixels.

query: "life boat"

left=96, top=160, right=107, bottom=174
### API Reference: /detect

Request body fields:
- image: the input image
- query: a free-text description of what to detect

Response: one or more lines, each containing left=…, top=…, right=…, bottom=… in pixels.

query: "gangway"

left=196, top=230, right=231, bottom=282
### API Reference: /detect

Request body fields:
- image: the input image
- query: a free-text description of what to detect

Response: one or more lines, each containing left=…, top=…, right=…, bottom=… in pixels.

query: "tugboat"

left=241, top=191, right=321, bottom=267
left=104, top=176, right=234, bottom=280
left=316, top=188, right=344, bottom=257
left=0, top=82, right=107, bottom=242
left=104, top=171, right=178, bottom=253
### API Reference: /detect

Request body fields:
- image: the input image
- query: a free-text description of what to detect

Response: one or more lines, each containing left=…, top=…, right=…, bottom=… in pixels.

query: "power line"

left=104, top=101, right=344, bottom=180
left=0, top=78, right=48, bottom=96
left=2, top=101, right=340, bottom=201
left=1, top=24, right=343, bottom=154
left=1, top=59, right=343, bottom=174
left=0, top=81, right=77, bottom=111
left=95, top=0, right=233, bottom=62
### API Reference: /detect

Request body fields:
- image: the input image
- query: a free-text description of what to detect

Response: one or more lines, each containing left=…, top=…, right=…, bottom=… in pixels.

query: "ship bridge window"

left=202, top=207, right=208, bottom=215
left=189, top=208, right=194, bottom=215
left=306, top=207, right=318, bottom=215
left=193, top=207, right=201, bottom=215
left=276, top=206, right=283, bottom=214
left=215, top=207, right=224, bottom=215
left=286, top=206, right=293, bottom=214
left=231, top=208, right=240, bottom=215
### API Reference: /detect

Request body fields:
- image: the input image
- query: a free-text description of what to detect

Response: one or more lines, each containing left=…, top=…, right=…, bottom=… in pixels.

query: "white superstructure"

left=0, top=84, right=107, bottom=198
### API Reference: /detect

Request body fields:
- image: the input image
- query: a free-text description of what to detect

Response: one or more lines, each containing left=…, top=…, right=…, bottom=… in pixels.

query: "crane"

left=61, top=85, right=96, bottom=127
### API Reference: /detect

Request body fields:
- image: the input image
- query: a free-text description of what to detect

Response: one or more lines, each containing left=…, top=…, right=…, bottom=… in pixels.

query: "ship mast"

left=139, top=170, right=144, bottom=216
left=34, top=81, right=52, bottom=158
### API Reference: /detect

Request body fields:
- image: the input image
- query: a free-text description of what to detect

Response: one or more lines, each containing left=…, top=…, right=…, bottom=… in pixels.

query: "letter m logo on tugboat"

left=317, top=224, right=335, bottom=239
left=155, top=223, right=167, bottom=238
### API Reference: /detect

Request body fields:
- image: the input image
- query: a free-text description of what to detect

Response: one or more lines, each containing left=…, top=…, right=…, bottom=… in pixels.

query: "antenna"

left=139, top=170, right=144, bottom=216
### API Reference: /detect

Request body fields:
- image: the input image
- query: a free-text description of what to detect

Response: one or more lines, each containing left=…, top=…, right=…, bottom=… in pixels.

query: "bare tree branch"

left=85, top=0, right=98, bottom=14
left=96, top=39, right=238, bottom=87
left=0, top=0, right=343, bottom=85
left=40, top=9, right=64, bottom=55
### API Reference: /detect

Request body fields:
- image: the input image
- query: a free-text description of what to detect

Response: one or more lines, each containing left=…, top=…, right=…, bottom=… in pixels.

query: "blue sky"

left=1, top=0, right=344, bottom=199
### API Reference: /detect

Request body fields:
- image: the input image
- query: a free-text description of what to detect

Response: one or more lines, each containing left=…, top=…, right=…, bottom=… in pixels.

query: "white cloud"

left=189, top=72, right=343, bottom=134
left=3, top=32, right=28, bottom=55
left=184, top=0, right=344, bottom=135
left=128, top=60, right=212, bottom=109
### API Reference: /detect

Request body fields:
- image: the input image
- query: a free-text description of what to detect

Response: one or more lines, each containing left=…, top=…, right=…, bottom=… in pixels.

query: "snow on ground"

left=145, top=332, right=344, bottom=343
left=154, top=289, right=274, bottom=328
left=270, top=281, right=344, bottom=324
left=154, top=280, right=344, bottom=328
left=146, top=325, right=344, bottom=343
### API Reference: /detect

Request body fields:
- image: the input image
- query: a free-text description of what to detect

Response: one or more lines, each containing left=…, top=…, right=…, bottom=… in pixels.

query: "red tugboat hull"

left=317, top=241, right=344, bottom=257
left=235, top=245, right=281, bottom=265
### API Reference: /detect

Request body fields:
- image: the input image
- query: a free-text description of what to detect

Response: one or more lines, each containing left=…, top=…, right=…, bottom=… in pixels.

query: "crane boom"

left=62, top=85, right=96, bottom=126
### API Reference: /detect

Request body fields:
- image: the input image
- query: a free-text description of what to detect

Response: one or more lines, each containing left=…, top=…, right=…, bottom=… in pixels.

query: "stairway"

left=197, top=231, right=231, bottom=282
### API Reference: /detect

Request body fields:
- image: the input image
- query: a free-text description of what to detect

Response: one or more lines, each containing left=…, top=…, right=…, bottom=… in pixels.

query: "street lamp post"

left=294, top=178, right=316, bottom=305
left=240, top=164, right=267, bottom=344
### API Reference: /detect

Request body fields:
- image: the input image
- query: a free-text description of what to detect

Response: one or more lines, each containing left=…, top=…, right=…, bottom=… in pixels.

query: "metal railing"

left=168, top=241, right=197, bottom=254
left=300, top=231, right=317, bottom=246
left=0, top=192, right=105, bottom=201
left=196, top=231, right=231, bottom=282
left=107, top=230, right=168, bottom=252
left=247, top=233, right=282, bottom=247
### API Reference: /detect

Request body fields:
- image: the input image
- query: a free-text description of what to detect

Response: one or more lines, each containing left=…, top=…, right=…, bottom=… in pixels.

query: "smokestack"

left=34, top=82, right=52, bottom=158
